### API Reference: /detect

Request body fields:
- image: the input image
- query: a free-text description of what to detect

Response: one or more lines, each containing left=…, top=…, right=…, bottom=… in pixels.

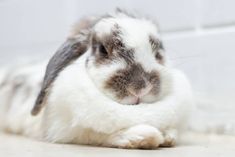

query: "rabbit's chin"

left=119, top=97, right=140, bottom=105
left=118, top=95, right=159, bottom=105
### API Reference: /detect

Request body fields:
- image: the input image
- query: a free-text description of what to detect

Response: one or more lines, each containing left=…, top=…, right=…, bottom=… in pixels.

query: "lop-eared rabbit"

left=0, top=10, right=193, bottom=149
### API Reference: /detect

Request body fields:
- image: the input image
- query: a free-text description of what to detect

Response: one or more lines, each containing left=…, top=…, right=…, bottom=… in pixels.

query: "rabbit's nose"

left=129, top=84, right=153, bottom=98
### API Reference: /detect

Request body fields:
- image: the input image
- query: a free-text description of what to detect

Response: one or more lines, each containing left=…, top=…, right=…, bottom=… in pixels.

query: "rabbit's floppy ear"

left=31, top=37, right=89, bottom=116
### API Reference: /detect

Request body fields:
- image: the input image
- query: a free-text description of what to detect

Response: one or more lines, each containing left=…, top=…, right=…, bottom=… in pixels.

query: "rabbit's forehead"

left=94, top=17, right=160, bottom=45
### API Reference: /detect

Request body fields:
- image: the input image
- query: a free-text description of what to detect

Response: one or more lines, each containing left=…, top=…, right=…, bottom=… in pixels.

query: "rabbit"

left=1, top=9, right=193, bottom=149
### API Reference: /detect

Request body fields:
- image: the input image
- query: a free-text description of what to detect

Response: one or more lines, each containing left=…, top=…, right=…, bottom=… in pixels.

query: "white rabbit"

left=0, top=10, right=193, bottom=149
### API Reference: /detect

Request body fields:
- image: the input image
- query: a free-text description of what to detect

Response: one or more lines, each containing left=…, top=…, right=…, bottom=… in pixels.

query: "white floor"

left=1, top=132, right=235, bottom=157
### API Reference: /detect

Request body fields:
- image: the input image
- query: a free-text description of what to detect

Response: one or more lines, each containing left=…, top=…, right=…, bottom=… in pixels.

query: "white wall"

left=0, top=0, right=235, bottom=134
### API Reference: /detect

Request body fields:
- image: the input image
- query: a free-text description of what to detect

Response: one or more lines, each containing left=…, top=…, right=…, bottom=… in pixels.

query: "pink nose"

left=129, top=85, right=153, bottom=98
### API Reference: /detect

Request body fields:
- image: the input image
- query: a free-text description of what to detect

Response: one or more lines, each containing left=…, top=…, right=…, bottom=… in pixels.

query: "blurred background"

left=0, top=0, right=234, bottom=134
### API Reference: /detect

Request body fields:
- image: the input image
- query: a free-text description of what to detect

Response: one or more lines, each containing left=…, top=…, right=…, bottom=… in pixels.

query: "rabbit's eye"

left=155, top=52, right=163, bottom=61
left=99, top=44, right=108, bottom=56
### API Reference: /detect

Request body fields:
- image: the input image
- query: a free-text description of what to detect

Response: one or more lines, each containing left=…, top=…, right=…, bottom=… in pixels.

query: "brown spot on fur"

left=91, top=24, right=134, bottom=66
left=105, top=63, right=160, bottom=100
left=148, top=71, right=161, bottom=95
left=149, top=35, right=165, bottom=64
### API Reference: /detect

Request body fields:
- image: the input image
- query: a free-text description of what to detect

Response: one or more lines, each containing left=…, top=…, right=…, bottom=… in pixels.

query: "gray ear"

left=31, top=37, right=88, bottom=115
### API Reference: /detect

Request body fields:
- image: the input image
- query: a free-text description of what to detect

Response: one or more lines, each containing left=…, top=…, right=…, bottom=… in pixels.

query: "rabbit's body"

left=43, top=55, right=192, bottom=147
left=0, top=10, right=193, bottom=149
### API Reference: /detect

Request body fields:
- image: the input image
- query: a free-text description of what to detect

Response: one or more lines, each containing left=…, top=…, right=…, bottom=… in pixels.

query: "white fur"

left=0, top=13, right=193, bottom=148
left=0, top=59, right=193, bottom=147
left=38, top=51, right=193, bottom=147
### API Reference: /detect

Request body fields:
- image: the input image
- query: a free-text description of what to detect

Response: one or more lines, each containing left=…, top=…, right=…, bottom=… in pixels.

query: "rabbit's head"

left=32, top=10, right=171, bottom=115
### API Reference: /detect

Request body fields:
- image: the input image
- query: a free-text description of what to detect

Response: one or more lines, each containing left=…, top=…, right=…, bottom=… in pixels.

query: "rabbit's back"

left=0, top=63, right=45, bottom=138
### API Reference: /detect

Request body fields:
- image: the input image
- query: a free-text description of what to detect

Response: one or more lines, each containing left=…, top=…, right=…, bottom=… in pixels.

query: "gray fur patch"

left=149, top=35, right=165, bottom=64
left=31, top=38, right=88, bottom=115
left=92, top=24, right=134, bottom=65
left=105, top=63, right=160, bottom=100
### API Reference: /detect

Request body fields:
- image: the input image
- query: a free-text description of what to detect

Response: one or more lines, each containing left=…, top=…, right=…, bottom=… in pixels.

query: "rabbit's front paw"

left=160, top=129, right=177, bottom=147
left=107, top=125, right=164, bottom=149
